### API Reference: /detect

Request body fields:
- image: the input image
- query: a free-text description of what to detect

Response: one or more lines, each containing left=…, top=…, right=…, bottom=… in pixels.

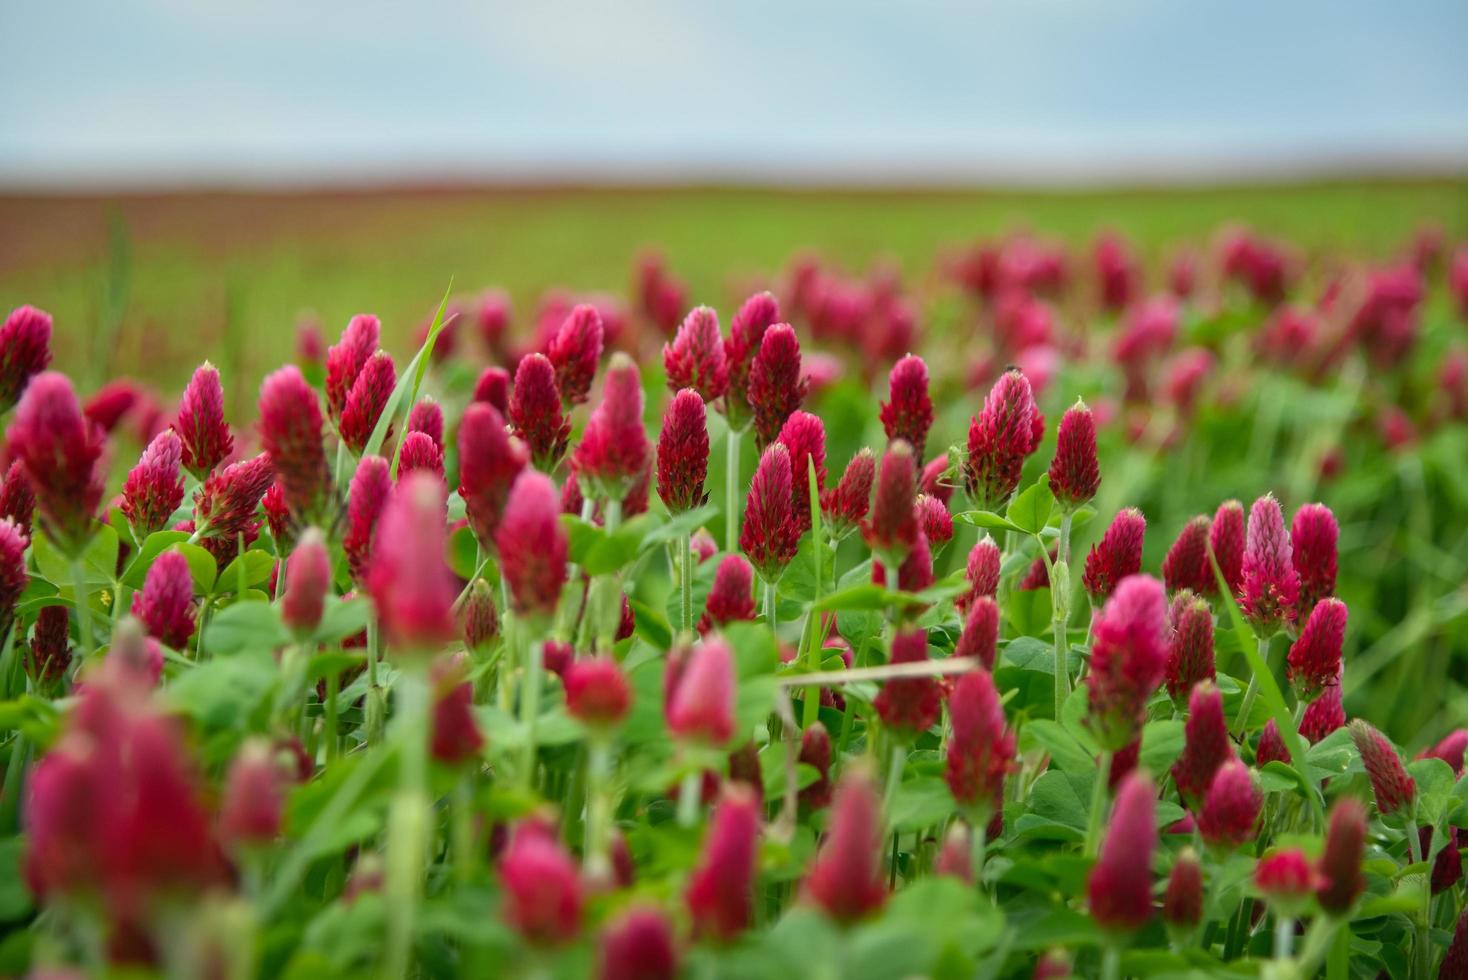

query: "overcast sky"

left=2, top=0, right=1465, bottom=186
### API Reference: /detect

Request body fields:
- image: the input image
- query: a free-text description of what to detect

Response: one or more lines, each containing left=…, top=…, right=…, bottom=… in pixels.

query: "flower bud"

left=1285, top=597, right=1347, bottom=702
left=1163, top=848, right=1204, bottom=938
left=282, top=528, right=331, bottom=635
left=1444, top=909, right=1468, bottom=979
left=259, top=365, right=330, bottom=522
left=121, top=430, right=185, bottom=538
left=656, top=389, right=709, bottom=513
left=461, top=578, right=499, bottom=653
left=874, top=628, right=942, bottom=739
left=597, top=906, right=678, bottom=980
left=431, top=653, right=484, bottom=765
left=964, top=370, right=1037, bottom=511
left=325, top=314, right=379, bottom=422
left=740, top=444, right=799, bottom=583
left=863, top=441, right=919, bottom=568
left=25, top=604, right=70, bottom=693
left=7, top=372, right=106, bottom=555
left=1300, top=679, right=1345, bottom=744
left=914, top=494, right=953, bottom=551
left=686, top=786, right=760, bottom=941
left=723, top=292, right=780, bottom=430
left=797, top=722, right=834, bottom=812
left=1196, top=759, right=1262, bottom=849
left=1162, top=516, right=1214, bottom=596
left=406, top=397, right=444, bottom=451
left=699, top=554, right=757, bottom=633
left=473, top=365, right=511, bottom=414
left=367, top=473, right=457, bottom=651
left=954, top=596, right=1000, bottom=671
left=397, top=431, right=444, bottom=481
left=0, top=518, right=29, bottom=642
left=219, top=739, right=287, bottom=846
left=880, top=354, right=934, bottom=461
left=1349, top=719, right=1415, bottom=815
left=777, top=411, right=826, bottom=533
left=958, top=537, right=1002, bottom=612
left=344, top=455, right=391, bottom=583
left=1240, top=494, right=1298, bottom=635
left=548, top=304, right=604, bottom=406
left=1082, top=508, right=1146, bottom=602
left=1256, top=720, right=1290, bottom=766
left=1084, top=575, right=1169, bottom=751
left=0, top=461, right=36, bottom=537
left=499, top=823, right=583, bottom=946
left=664, top=306, right=728, bottom=402
left=1316, top=797, right=1367, bottom=915
left=1087, top=770, right=1156, bottom=933
left=1254, top=848, right=1321, bottom=915
left=566, top=656, right=632, bottom=731
left=820, top=448, right=875, bottom=539
left=803, top=767, right=887, bottom=924
left=132, top=551, right=196, bottom=649
left=458, top=402, right=528, bottom=551
left=1048, top=400, right=1100, bottom=510
left=1209, top=500, right=1246, bottom=597
left=667, top=637, right=736, bottom=745
left=1290, top=502, right=1338, bottom=620
left=339, top=350, right=395, bottom=453
left=573, top=353, right=649, bottom=502
left=945, top=667, right=1015, bottom=817
left=1165, top=591, right=1215, bottom=707
left=496, top=471, right=569, bottom=624
left=934, top=824, right=973, bottom=884
left=1171, top=681, right=1234, bottom=811
left=510, top=352, right=571, bottom=471
left=747, top=323, right=806, bottom=450
left=0, top=304, right=53, bottom=412
left=1419, top=730, right=1468, bottom=776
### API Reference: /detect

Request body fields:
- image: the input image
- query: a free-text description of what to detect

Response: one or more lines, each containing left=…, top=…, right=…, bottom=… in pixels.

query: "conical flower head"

left=344, top=455, right=391, bottom=583
left=699, top=554, right=756, bottom=632
left=1196, top=759, right=1262, bottom=849
left=431, top=653, right=484, bottom=765
left=964, top=369, right=1036, bottom=510
left=1163, top=516, right=1215, bottom=596
left=1254, top=849, right=1322, bottom=915
left=573, top=353, right=649, bottom=502
left=1316, top=797, right=1367, bottom=915
left=121, top=430, right=185, bottom=537
left=367, top=472, right=457, bottom=650
left=548, top=303, right=604, bottom=406
left=0, top=304, right=53, bottom=412
left=797, top=722, right=834, bottom=812
left=1209, top=500, right=1246, bottom=597
left=565, top=656, right=632, bottom=730
left=461, top=578, right=500, bottom=653
left=777, top=411, right=826, bottom=533
left=496, top=471, right=568, bottom=624
left=132, top=551, right=196, bottom=649
left=664, top=305, right=728, bottom=402
left=914, top=494, right=953, bottom=551
left=879, top=354, right=934, bottom=460
left=193, top=452, right=273, bottom=540
left=338, top=350, right=395, bottom=454
left=667, top=636, right=736, bottom=745
left=1087, top=770, right=1157, bottom=934
left=934, top=824, right=973, bottom=884
left=1255, top=720, right=1290, bottom=766
left=325, top=314, right=379, bottom=422
left=473, top=365, right=510, bottom=413
left=1240, top=494, right=1298, bottom=635
left=406, top=397, right=444, bottom=451
left=0, top=461, right=36, bottom=537
left=598, top=906, right=679, bottom=980
left=945, top=667, right=1015, bottom=816
left=1290, top=502, right=1338, bottom=618
left=282, top=528, right=331, bottom=635
left=863, top=440, right=919, bottom=568
left=874, top=628, right=942, bottom=739
left=458, top=402, right=528, bottom=551
left=1163, top=849, right=1204, bottom=936
left=219, top=739, right=287, bottom=846
left=723, top=291, right=780, bottom=429
left=174, top=362, right=233, bottom=480
left=1286, top=597, right=1347, bottom=702
left=803, top=767, right=887, bottom=924
left=686, top=786, right=760, bottom=942
left=954, top=596, right=1000, bottom=671
left=0, top=517, right=25, bottom=644
left=1170, top=681, right=1234, bottom=810
left=258, top=365, right=329, bottom=522
left=1048, top=400, right=1100, bottom=510
left=958, top=537, right=1002, bottom=613
left=499, top=824, right=583, bottom=946
left=740, top=443, right=799, bottom=583
left=1084, top=574, right=1169, bottom=751
left=656, top=389, right=709, bottom=513
left=1420, top=730, right=1468, bottom=776
left=1165, top=591, right=1215, bottom=706
left=1300, top=679, right=1345, bottom=744
left=397, top=431, right=444, bottom=481
left=820, top=448, right=875, bottom=539
left=25, top=604, right=69, bottom=693
left=509, top=353, right=571, bottom=471
left=1349, top=719, right=1415, bottom=815
left=747, top=323, right=807, bottom=449
left=1083, top=508, right=1146, bottom=601
left=7, top=372, right=106, bottom=555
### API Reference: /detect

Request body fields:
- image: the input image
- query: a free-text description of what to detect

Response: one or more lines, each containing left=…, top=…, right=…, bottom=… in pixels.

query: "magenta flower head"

left=458, top=402, right=528, bottom=551
left=1316, top=797, right=1367, bottom=915
left=338, top=350, right=395, bottom=454
left=473, top=366, right=511, bottom=414
left=0, top=517, right=29, bottom=643
left=1420, top=730, right=1468, bottom=776
left=367, top=472, right=457, bottom=651
left=598, top=906, right=679, bottom=980
left=777, top=410, right=826, bottom=533
left=407, top=397, right=444, bottom=451
left=959, top=537, right=1002, bottom=612
left=565, top=656, right=632, bottom=731
left=174, top=362, right=233, bottom=480
left=1163, top=849, right=1204, bottom=939
left=1048, top=400, right=1100, bottom=511
left=863, top=440, right=919, bottom=569
left=496, top=471, right=569, bottom=625
left=574, top=353, right=650, bottom=503
left=880, top=354, right=935, bottom=461
left=1093, top=232, right=1140, bottom=312
left=664, top=305, right=728, bottom=402
left=955, top=595, right=1000, bottom=671
left=7, top=372, right=106, bottom=555
left=1254, top=849, right=1322, bottom=915
left=803, top=767, right=887, bottom=925
left=431, top=653, right=484, bottom=765
left=667, top=636, right=736, bottom=745
left=282, top=527, right=331, bottom=635
left=746, top=323, right=807, bottom=450
left=1290, top=502, right=1338, bottom=618
left=1170, top=681, right=1234, bottom=811
left=1285, top=597, right=1347, bottom=702
left=1085, top=574, right=1169, bottom=751
left=1240, top=494, right=1298, bottom=635
left=686, top=786, right=760, bottom=942
left=460, top=578, right=499, bottom=654
left=509, top=352, right=570, bottom=471
left=132, top=551, right=196, bottom=649
left=193, top=452, right=273, bottom=540
left=259, top=365, right=330, bottom=522
left=1256, top=720, right=1290, bottom=766
left=945, top=667, right=1015, bottom=818
left=1300, top=678, right=1345, bottom=744
left=740, top=443, right=799, bottom=583
left=0, top=461, right=36, bottom=537
left=1349, top=719, right=1415, bottom=815
left=219, top=739, right=287, bottom=847
left=121, top=429, right=185, bottom=537
left=797, top=722, right=834, bottom=812
left=723, top=291, right=781, bottom=430
left=1209, top=499, right=1246, bottom=596
left=699, top=555, right=757, bottom=632
left=914, top=494, right=953, bottom=551
left=24, top=606, right=69, bottom=694
left=1196, top=759, right=1262, bottom=849
left=548, top=303, right=604, bottom=406
left=1087, top=770, right=1156, bottom=934
left=325, top=314, right=379, bottom=422
left=656, top=389, right=709, bottom=513
left=820, top=448, right=875, bottom=539
left=397, top=431, right=444, bottom=481
left=1162, top=516, right=1214, bottom=596
left=1165, top=591, right=1215, bottom=707
left=964, top=369, right=1037, bottom=510
left=874, top=627, right=942, bottom=740
left=1082, top=508, right=1147, bottom=602
left=500, top=824, right=583, bottom=947
left=0, top=305, right=53, bottom=412
left=343, top=454, right=391, bottom=583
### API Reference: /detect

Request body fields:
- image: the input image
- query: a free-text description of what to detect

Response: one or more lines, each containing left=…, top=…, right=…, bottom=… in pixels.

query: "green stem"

left=584, top=738, right=613, bottom=880
left=1058, top=511, right=1073, bottom=566
left=452, top=774, right=474, bottom=886
left=677, top=770, right=701, bottom=828
left=1232, top=634, right=1272, bottom=738
left=1273, top=915, right=1295, bottom=961
left=519, top=631, right=542, bottom=790
left=325, top=669, right=340, bottom=763
left=1100, top=944, right=1121, bottom=980
left=1411, top=819, right=1431, bottom=977
left=70, top=560, right=95, bottom=660
left=882, top=742, right=908, bottom=817
left=1084, top=751, right=1114, bottom=858
left=971, top=822, right=988, bottom=890
left=765, top=580, right=778, bottom=636
left=382, top=663, right=429, bottom=980
left=725, top=427, right=742, bottom=552
left=679, top=532, right=693, bottom=636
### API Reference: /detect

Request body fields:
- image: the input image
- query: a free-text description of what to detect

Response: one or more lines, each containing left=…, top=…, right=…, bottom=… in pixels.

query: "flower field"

left=1, top=193, right=1468, bottom=978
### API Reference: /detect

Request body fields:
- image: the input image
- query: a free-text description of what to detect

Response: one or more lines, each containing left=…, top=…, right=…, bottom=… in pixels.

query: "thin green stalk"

left=882, top=742, right=907, bottom=817
left=1084, top=751, right=1113, bottom=858
left=677, top=770, right=702, bottom=828
left=70, top=560, right=95, bottom=660
left=584, top=738, right=613, bottom=880
left=765, top=580, right=778, bottom=636
left=1040, top=541, right=1072, bottom=721
left=1058, top=511, right=1073, bottom=566
left=1411, top=819, right=1430, bottom=977
left=382, top=663, right=430, bottom=980
left=971, top=822, right=988, bottom=891
left=1232, top=634, right=1272, bottom=738
left=679, top=532, right=693, bottom=636
left=801, top=463, right=825, bottom=729
left=452, top=775, right=474, bottom=886
left=1273, top=915, right=1295, bottom=961
left=1100, top=944, right=1121, bottom=980
left=324, top=669, right=340, bottom=763
left=519, top=630, right=542, bottom=790
left=725, top=427, right=742, bottom=551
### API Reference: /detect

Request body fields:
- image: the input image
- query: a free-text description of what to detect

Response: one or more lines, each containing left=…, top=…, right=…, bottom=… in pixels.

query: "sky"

left=2, top=0, right=1466, bottom=187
